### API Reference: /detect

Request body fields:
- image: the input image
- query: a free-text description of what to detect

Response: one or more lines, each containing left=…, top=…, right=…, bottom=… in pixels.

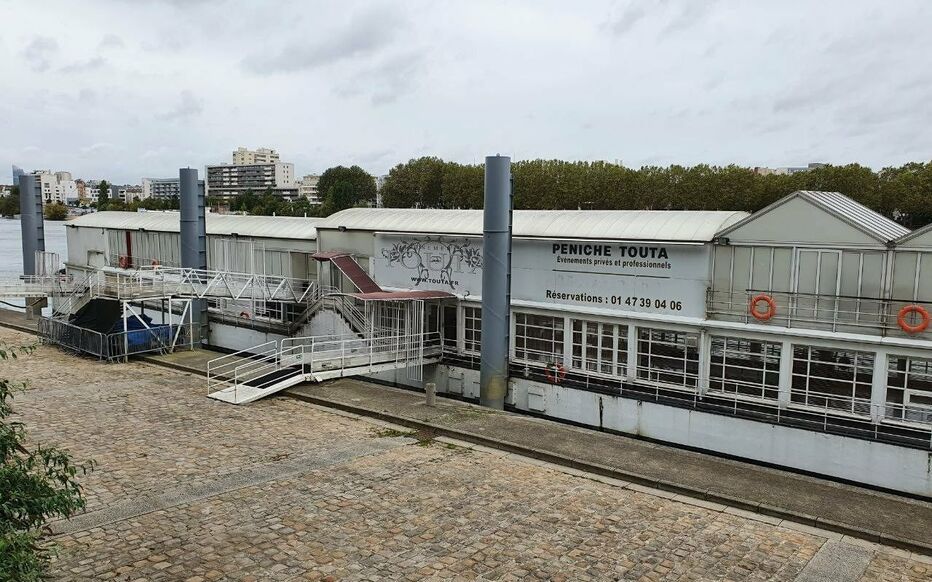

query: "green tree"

left=0, top=187, right=20, bottom=218
left=317, top=165, right=376, bottom=214
left=96, top=180, right=110, bottom=210
left=43, top=202, right=68, bottom=221
left=0, top=343, right=93, bottom=581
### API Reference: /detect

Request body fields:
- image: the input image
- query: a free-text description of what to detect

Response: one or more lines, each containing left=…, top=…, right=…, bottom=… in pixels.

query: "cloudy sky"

left=2, top=0, right=930, bottom=183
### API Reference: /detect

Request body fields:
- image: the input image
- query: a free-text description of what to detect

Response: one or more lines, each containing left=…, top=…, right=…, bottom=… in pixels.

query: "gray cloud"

left=21, top=36, right=59, bottom=72
left=99, top=34, right=125, bottom=49
left=61, top=57, right=108, bottom=74
left=241, top=5, right=401, bottom=75
left=335, top=51, right=425, bottom=106
left=603, top=2, right=648, bottom=36
left=157, top=90, right=204, bottom=121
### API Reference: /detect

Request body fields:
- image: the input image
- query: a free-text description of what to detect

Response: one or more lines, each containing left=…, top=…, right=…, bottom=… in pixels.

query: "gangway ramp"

left=206, top=332, right=442, bottom=405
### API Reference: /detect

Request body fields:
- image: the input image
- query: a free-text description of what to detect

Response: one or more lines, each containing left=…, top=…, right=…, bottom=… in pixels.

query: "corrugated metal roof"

left=797, top=191, right=909, bottom=242
left=317, top=208, right=749, bottom=242
left=895, top=222, right=932, bottom=247
left=68, top=211, right=320, bottom=240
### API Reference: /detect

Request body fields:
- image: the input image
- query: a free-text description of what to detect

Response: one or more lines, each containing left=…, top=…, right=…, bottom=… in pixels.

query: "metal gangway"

left=206, top=331, right=441, bottom=405
left=70, top=266, right=328, bottom=304
left=0, top=275, right=79, bottom=298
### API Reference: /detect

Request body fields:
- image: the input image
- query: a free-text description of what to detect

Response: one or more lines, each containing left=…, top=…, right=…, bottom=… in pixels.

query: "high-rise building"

left=142, top=177, right=181, bottom=200
left=33, top=170, right=77, bottom=205
left=11, top=165, right=25, bottom=187
left=205, top=162, right=297, bottom=199
left=232, top=147, right=280, bottom=165
left=299, top=174, right=321, bottom=205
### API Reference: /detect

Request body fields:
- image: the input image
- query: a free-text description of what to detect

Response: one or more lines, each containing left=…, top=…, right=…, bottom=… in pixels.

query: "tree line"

left=380, top=158, right=932, bottom=228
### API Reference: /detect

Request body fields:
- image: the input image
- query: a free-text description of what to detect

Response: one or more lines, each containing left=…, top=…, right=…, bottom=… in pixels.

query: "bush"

left=42, top=202, right=68, bottom=221
left=0, top=343, right=93, bottom=580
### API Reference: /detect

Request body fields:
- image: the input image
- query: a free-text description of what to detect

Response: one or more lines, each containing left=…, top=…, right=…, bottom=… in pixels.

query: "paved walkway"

left=135, top=343, right=932, bottom=555
left=2, top=308, right=931, bottom=581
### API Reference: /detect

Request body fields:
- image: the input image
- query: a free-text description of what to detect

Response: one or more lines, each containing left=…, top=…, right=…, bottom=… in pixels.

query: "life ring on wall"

left=118, top=255, right=130, bottom=269
left=897, top=304, right=930, bottom=335
left=240, top=311, right=251, bottom=319
left=545, top=362, right=567, bottom=384
left=749, top=293, right=777, bottom=321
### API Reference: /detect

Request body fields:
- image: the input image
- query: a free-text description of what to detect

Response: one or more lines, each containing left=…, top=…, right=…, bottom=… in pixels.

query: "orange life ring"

left=749, top=293, right=777, bottom=321
left=240, top=311, right=251, bottom=319
left=118, top=255, right=130, bottom=269
left=897, top=304, right=930, bottom=335
left=545, top=362, right=566, bottom=384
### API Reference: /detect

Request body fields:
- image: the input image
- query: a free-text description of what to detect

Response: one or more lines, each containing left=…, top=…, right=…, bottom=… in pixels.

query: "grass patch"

left=373, top=428, right=417, bottom=439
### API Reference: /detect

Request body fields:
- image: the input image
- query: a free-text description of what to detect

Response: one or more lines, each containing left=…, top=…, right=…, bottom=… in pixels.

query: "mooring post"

left=425, top=382, right=437, bottom=407
left=179, top=168, right=207, bottom=343
left=18, top=174, right=46, bottom=319
left=479, top=155, right=513, bottom=410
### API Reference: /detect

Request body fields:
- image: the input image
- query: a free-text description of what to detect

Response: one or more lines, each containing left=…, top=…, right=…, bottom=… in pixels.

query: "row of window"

left=456, top=307, right=932, bottom=426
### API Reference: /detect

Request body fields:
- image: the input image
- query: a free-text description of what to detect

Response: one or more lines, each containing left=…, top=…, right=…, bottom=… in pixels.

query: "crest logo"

left=381, top=237, right=482, bottom=290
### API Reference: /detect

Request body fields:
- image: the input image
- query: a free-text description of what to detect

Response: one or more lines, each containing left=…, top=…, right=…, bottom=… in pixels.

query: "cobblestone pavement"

left=1, top=328, right=929, bottom=581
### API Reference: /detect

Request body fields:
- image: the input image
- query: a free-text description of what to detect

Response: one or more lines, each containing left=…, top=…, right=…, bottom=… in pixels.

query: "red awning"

left=349, top=290, right=455, bottom=302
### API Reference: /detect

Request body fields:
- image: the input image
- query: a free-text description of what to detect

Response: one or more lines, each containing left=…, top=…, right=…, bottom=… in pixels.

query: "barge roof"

left=317, top=208, right=749, bottom=242
left=68, top=211, right=321, bottom=240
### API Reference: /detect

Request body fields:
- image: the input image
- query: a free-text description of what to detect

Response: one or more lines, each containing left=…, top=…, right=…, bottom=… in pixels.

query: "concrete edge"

left=1, top=322, right=924, bottom=559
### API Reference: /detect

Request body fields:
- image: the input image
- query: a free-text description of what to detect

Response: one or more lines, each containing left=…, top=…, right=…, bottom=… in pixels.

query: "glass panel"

left=791, top=344, right=873, bottom=416
left=708, top=336, right=781, bottom=401
left=636, top=327, right=700, bottom=390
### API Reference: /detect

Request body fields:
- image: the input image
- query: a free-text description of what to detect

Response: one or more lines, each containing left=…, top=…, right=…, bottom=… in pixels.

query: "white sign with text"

left=373, top=234, right=709, bottom=318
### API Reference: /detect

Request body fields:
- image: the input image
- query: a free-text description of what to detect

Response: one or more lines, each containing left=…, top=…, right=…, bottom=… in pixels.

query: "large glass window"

left=791, top=345, right=873, bottom=416
left=514, top=313, right=564, bottom=363
left=886, top=355, right=932, bottom=425
left=637, top=327, right=700, bottom=390
left=463, top=306, right=481, bottom=353
left=572, top=320, right=627, bottom=377
left=709, top=336, right=781, bottom=401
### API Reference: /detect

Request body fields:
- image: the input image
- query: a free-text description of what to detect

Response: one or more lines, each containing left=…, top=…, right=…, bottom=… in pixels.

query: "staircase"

left=206, top=332, right=442, bottom=405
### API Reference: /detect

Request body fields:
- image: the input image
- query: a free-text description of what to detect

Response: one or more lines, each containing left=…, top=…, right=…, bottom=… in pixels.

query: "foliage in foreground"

left=0, top=343, right=93, bottom=582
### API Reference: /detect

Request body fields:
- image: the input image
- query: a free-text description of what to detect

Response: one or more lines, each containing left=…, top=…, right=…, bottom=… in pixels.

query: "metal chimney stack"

left=18, top=175, right=45, bottom=318
left=479, top=155, right=513, bottom=410
left=179, top=168, right=207, bottom=337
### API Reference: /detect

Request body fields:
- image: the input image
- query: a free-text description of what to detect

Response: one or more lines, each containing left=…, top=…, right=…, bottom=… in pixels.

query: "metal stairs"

left=206, top=332, right=442, bottom=405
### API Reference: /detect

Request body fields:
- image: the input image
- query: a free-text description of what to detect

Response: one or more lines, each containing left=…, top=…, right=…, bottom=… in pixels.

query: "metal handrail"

left=706, top=288, right=932, bottom=335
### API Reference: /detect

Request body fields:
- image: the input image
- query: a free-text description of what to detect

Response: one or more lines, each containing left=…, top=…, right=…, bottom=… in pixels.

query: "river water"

left=0, top=218, right=69, bottom=310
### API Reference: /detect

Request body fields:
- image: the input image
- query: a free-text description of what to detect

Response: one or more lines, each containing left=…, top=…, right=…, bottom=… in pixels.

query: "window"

left=886, top=355, right=932, bottom=425
left=637, top=327, right=700, bottom=389
left=442, top=305, right=457, bottom=350
left=791, top=345, right=873, bottom=416
left=514, top=313, right=564, bottom=363
left=572, top=319, right=627, bottom=377
left=464, top=306, right=481, bottom=353
left=255, top=300, right=283, bottom=321
left=709, top=336, right=781, bottom=401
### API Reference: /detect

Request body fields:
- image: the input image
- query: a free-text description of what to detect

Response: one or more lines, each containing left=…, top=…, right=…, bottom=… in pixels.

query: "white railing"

left=207, top=341, right=277, bottom=397
left=207, top=332, right=443, bottom=404
left=707, top=288, right=932, bottom=336
left=0, top=274, right=78, bottom=298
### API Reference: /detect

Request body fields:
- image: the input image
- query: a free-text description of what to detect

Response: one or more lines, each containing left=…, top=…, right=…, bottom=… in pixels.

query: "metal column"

left=18, top=174, right=46, bottom=318
left=479, top=155, right=512, bottom=409
left=179, top=168, right=207, bottom=341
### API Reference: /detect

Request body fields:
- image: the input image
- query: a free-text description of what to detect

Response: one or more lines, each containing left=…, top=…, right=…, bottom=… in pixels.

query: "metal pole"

left=19, top=175, right=46, bottom=319
left=179, top=168, right=208, bottom=342
left=479, top=155, right=512, bottom=409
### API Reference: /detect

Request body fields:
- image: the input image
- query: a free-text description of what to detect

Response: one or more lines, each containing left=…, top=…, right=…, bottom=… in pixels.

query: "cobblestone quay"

left=0, top=327, right=928, bottom=581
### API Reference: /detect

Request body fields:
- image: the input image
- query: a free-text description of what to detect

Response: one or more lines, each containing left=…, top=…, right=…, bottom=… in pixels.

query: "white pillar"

left=626, top=324, right=638, bottom=382
left=777, top=339, right=794, bottom=408
left=870, top=349, right=888, bottom=423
